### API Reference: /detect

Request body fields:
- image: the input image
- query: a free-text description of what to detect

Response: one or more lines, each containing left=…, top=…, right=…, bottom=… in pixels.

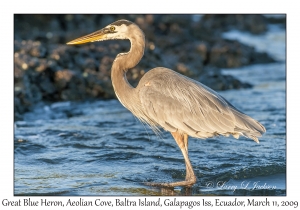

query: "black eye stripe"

left=111, top=20, right=132, bottom=26
left=103, top=27, right=116, bottom=34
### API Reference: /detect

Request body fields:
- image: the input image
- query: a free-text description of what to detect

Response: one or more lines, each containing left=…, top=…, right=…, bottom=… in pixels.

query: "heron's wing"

left=137, top=68, right=239, bottom=139
left=137, top=68, right=265, bottom=141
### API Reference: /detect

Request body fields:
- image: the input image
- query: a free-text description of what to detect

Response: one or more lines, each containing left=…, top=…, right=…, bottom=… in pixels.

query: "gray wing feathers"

left=137, top=68, right=265, bottom=142
left=230, top=109, right=266, bottom=142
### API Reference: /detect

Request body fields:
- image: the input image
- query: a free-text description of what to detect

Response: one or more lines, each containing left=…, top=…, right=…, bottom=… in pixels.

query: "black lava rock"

left=14, top=14, right=282, bottom=120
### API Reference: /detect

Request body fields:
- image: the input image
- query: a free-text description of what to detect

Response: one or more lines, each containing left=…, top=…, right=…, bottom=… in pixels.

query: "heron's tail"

left=230, top=109, right=266, bottom=143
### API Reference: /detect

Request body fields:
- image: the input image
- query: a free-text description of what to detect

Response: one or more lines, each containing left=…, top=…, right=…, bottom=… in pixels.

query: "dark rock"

left=208, top=39, right=275, bottom=68
left=199, top=66, right=252, bottom=90
left=14, top=14, right=280, bottom=119
left=264, top=14, right=286, bottom=26
left=196, top=14, right=268, bottom=36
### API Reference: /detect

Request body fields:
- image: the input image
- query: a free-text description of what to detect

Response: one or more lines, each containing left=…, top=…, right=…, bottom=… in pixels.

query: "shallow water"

left=14, top=26, right=286, bottom=196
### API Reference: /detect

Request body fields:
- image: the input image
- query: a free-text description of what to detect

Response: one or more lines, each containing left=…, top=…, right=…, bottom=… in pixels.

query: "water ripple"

left=14, top=61, right=286, bottom=195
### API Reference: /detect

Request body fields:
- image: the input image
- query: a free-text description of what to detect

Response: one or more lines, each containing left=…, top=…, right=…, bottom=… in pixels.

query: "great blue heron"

left=67, top=19, right=266, bottom=188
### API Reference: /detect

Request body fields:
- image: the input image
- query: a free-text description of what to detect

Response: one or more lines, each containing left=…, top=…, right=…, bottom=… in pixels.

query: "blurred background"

left=14, top=14, right=284, bottom=120
left=14, top=14, right=286, bottom=196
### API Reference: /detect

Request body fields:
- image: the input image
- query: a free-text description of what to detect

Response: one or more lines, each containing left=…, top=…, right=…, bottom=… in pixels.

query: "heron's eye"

left=109, top=26, right=116, bottom=32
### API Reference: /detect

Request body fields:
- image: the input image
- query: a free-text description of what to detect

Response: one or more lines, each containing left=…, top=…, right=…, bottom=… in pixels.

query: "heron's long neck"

left=111, top=32, right=145, bottom=112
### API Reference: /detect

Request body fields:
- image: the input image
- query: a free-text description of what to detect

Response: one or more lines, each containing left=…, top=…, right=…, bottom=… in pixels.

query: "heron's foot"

left=145, top=177, right=196, bottom=188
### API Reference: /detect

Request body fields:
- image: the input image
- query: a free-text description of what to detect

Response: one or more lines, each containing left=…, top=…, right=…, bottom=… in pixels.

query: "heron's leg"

left=145, top=131, right=196, bottom=188
left=184, top=133, right=188, bottom=155
left=172, top=132, right=196, bottom=185
left=183, top=133, right=190, bottom=180
left=183, top=133, right=193, bottom=181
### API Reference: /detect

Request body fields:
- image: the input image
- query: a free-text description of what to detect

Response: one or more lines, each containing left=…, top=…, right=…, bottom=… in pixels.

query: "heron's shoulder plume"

left=111, top=19, right=133, bottom=26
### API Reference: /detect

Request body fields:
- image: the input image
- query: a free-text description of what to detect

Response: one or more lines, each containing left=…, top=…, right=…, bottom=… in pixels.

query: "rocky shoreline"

left=14, top=14, right=285, bottom=120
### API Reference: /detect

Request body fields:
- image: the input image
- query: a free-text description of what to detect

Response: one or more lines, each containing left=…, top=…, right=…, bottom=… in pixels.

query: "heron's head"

left=67, top=19, right=137, bottom=45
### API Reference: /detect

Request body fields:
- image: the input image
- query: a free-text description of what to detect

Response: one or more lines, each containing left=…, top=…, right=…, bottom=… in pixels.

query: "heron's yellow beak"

left=67, top=29, right=107, bottom=45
